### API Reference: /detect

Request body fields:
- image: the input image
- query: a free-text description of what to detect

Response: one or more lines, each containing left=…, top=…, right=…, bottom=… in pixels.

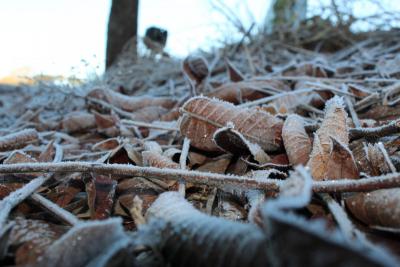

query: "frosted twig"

left=258, top=75, right=400, bottom=83
left=349, top=119, right=400, bottom=140
left=2, top=162, right=400, bottom=193
left=30, top=193, right=79, bottom=225
left=122, top=119, right=179, bottom=131
left=377, top=142, right=397, bottom=173
left=0, top=129, right=39, bottom=152
left=178, top=137, right=191, bottom=196
left=0, top=162, right=282, bottom=191
left=0, top=175, right=51, bottom=228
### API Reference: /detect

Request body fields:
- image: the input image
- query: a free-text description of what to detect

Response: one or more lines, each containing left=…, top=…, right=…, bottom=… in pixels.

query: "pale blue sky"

left=0, top=0, right=270, bottom=78
left=0, top=0, right=398, bottom=79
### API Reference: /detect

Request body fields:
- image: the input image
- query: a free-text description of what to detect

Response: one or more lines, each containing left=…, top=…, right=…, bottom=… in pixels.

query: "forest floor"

left=1, top=19, right=400, bottom=266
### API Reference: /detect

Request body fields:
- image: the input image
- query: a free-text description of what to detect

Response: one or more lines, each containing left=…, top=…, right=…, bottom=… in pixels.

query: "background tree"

left=106, top=0, right=139, bottom=69
left=265, top=0, right=307, bottom=33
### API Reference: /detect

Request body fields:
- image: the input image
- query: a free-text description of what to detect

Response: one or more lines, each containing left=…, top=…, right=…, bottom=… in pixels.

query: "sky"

left=0, top=0, right=270, bottom=79
left=0, top=0, right=398, bottom=80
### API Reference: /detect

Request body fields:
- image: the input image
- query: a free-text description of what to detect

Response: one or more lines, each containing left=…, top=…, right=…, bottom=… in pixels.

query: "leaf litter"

left=1, top=12, right=400, bottom=267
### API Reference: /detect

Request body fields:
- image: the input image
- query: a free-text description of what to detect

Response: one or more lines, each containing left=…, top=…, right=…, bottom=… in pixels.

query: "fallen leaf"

left=316, top=96, right=349, bottom=154
left=345, top=188, right=400, bottom=228
left=213, top=125, right=270, bottom=164
left=326, top=137, right=359, bottom=179
left=282, top=114, right=311, bottom=166
left=179, top=96, right=283, bottom=152
left=86, top=175, right=117, bottom=220
left=88, top=88, right=176, bottom=112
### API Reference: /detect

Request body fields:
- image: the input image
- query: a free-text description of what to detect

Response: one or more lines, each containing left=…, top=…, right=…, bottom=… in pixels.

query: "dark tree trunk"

left=106, top=0, right=139, bottom=69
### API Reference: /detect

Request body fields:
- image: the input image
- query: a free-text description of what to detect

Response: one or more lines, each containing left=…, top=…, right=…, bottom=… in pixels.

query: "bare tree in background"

left=265, top=0, right=307, bottom=33
left=106, top=0, right=139, bottom=69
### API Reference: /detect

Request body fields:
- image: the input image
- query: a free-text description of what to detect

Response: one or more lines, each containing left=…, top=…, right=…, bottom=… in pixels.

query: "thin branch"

left=349, top=119, right=400, bottom=140
left=1, top=162, right=400, bottom=193
left=0, top=175, right=51, bottom=228
left=0, top=129, right=39, bottom=152
left=30, top=193, right=79, bottom=226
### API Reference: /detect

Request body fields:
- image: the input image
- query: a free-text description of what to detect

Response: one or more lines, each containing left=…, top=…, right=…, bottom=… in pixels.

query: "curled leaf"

left=179, top=96, right=283, bottom=152
left=316, top=96, right=349, bottom=154
left=345, top=188, right=400, bottom=228
left=182, top=55, right=209, bottom=84
left=213, top=125, right=270, bottom=164
left=207, top=79, right=289, bottom=104
left=307, top=134, right=328, bottom=180
left=282, top=114, right=311, bottom=166
left=88, top=88, right=176, bottom=112
left=326, top=137, right=359, bottom=179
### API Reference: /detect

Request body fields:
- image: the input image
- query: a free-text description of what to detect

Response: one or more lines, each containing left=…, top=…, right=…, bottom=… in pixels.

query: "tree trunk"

left=265, top=0, right=307, bottom=33
left=106, top=0, right=139, bottom=69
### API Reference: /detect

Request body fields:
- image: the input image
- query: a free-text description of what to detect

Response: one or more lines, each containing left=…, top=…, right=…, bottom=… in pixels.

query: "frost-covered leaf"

left=345, top=188, right=400, bottom=228
left=179, top=96, right=283, bottom=152
left=88, top=88, right=176, bottom=112
left=61, top=111, right=96, bottom=133
left=207, top=79, right=289, bottom=104
left=182, top=55, right=209, bottom=85
left=326, top=137, right=359, bottom=180
left=282, top=114, right=311, bottom=166
left=307, top=134, right=329, bottom=180
left=35, top=218, right=134, bottom=267
left=316, top=96, right=349, bottom=154
left=213, top=125, right=270, bottom=164
left=86, top=175, right=117, bottom=220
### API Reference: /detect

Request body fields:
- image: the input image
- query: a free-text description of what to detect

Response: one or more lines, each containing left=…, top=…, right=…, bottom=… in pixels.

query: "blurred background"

left=0, top=0, right=399, bottom=83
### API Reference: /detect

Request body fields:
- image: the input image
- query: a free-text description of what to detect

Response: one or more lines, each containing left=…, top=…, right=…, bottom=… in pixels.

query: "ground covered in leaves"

left=1, top=22, right=400, bottom=266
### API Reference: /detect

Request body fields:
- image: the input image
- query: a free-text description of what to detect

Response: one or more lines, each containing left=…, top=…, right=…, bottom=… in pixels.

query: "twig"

left=1, top=162, right=400, bottom=193
left=30, top=193, right=79, bottom=225
left=0, top=129, right=39, bottom=152
left=0, top=175, right=51, bottom=228
left=349, top=119, right=400, bottom=140
left=258, top=76, right=400, bottom=83
left=377, top=142, right=397, bottom=173
left=122, top=119, right=179, bottom=131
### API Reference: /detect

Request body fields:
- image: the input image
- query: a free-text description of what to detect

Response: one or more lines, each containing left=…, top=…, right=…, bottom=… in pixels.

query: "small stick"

left=377, top=142, right=397, bottom=173
left=178, top=138, right=191, bottom=196
left=0, top=175, right=51, bottom=228
left=122, top=119, right=179, bottom=131
left=2, top=162, right=400, bottom=193
left=349, top=119, right=400, bottom=140
left=30, top=193, right=79, bottom=226
left=0, top=129, right=39, bottom=152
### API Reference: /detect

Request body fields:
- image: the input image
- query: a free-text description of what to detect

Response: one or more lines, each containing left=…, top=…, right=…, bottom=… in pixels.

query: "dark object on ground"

left=143, top=27, right=168, bottom=55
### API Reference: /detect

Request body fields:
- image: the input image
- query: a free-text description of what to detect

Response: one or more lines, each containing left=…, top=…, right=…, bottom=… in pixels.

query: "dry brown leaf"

left=9, top=218, right=66, bottom=265
left=282, top=114, right=311, bottom=166
left=86, top=174, right=117, bottom=220
left=213, top=125, right=270, bottom=164
left=61, top=111, right=96, bottom=133
left=142, top=150, right=180, bottom=169
left=307, top=133, right=328, bottom=180
left=179, top=96, right=283, bottom=152
left=226, top=60, right=245, bottom=82
left=316, top=96, right=349, bottom=154
left=38, top=141, right=56, bottom=162
left=207, top=79, right=290, bottom=104
left=195, top=155, right=232, bottom=174
left=345, top=188, right=400, bottom=228
left=182, top=55, right=209, bottom=84
left=130, top=106, right=169, bottom=122
left=88, top=88, right=176, bottom=112
left=326, top=137, right=359, bottom=180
